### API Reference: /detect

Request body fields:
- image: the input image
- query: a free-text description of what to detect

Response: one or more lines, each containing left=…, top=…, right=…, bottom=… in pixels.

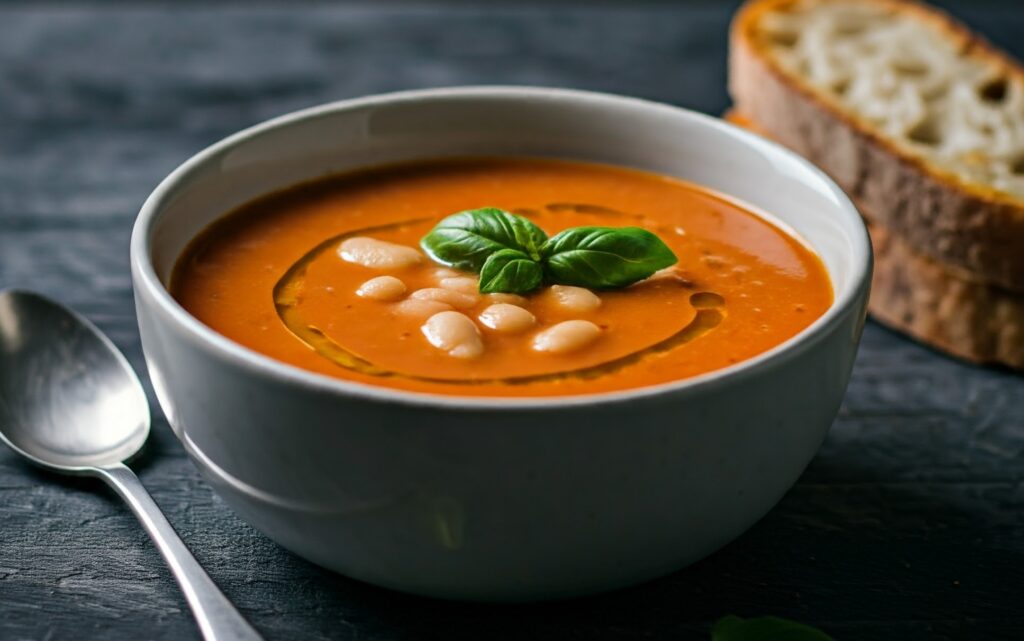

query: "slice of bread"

left=728, top=108, right=1024, bottom=368
left=868, top=222, right=1024, bottom=368
left=730, top=0, right=1024, bottom=292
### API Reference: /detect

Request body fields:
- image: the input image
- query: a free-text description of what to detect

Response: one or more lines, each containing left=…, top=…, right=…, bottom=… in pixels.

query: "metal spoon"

left=0, top=290, right=262, bottom=641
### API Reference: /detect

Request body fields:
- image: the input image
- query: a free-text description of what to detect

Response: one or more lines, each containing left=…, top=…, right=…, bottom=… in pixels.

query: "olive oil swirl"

left=273, top=204, right=725, bottom=387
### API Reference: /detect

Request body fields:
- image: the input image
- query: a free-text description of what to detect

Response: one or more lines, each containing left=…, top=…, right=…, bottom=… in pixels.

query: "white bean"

left=411, top=287, right=477, bottom=309
left=478, top=304, right=536, bottom=333
left=486, top=292, right=529, bottom=306
left=422, top=311, right=484, bottom=359
left=356, top=275, right=406, bottom=301
left=650, top=267, right=680, bottom=280
left=394, top=299, right=453, bottom=319
left=646, top=267, right=693, bottom=287
left=532, top=320, right=601, bottom=354
left=439, top=276, right=479, bottom=295
left=338, top=237, right=423, bottom=269
left=433, top=267, right=461, bottom=280
left=548, top=285, right=601, bottom=313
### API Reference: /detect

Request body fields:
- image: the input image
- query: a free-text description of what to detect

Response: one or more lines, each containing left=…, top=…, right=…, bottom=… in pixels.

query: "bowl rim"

left=131, top=85, right=872, bottom=411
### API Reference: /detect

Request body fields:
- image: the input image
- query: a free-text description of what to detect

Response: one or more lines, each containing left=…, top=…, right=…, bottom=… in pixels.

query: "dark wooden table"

left=2, top=1, right=1022, bottom=639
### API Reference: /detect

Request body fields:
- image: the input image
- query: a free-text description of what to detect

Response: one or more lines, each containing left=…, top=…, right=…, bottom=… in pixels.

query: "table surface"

left=1, top=1, right=1022, bottom=640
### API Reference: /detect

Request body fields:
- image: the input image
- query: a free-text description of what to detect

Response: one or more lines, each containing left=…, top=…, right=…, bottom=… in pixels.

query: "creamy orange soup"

left=171, top=157, right=832, bottom=397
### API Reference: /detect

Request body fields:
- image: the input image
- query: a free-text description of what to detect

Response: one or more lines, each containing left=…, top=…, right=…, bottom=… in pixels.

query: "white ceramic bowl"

left=131, top=87, right=871, bottom=601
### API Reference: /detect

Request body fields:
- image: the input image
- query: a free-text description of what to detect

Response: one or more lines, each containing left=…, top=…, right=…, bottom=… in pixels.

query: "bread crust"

left=729, top=0, right=1024, bottom=292
left=868, top=223, right=1024, bottom=369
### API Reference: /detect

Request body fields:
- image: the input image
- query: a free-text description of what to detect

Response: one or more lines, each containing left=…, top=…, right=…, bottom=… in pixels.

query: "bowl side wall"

left=136, top=274, right=866, bottom=600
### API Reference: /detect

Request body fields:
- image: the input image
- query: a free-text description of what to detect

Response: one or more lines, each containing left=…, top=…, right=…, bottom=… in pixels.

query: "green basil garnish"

left=420, top=208, right=677, bottom=294
left=542, top=226, right=678, bottom=289
left=420, top=207, right=548, bottom=271
left=712, top=616, right=835, bottom=641
left=479, top=248, right=544, bottom=294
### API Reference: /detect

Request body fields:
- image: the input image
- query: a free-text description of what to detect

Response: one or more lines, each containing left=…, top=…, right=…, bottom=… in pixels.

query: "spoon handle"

left=97, top=463, right=264, bottom=641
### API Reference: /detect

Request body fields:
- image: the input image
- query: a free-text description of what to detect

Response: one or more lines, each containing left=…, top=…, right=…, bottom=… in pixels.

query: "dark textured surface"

left=1, top=2, right=1023, bottom=640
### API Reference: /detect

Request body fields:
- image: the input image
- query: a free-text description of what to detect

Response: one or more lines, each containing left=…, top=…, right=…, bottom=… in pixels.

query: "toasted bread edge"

left=729, top=0, right=1024, bottom=291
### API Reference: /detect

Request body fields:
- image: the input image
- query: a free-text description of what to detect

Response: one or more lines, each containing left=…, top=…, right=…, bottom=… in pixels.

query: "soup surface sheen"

left=172, top=157, right=833, bottom=397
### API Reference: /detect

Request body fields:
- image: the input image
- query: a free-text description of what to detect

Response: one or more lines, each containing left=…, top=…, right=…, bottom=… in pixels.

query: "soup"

left=171, top=157, right=832, bottom=397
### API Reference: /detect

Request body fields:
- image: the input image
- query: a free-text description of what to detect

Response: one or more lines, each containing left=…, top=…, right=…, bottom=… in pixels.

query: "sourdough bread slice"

left=728, top=108, right=1024, bottom=369
left=730, top=0, right=1024, bottom=291
left=868, top=223, right=1024, bottom=368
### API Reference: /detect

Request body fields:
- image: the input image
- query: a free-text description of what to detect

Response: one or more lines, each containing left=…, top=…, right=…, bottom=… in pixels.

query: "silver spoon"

left=0, top=290, right=262, bottom=641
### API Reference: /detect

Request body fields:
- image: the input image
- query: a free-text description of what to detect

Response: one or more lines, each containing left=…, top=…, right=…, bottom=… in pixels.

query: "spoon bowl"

left=0, top=290, right=149, bottom=471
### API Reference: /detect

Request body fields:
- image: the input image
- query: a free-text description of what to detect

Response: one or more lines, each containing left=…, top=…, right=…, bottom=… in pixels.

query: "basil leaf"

left=541, top=226, right=677, bottom=289
left=478, top=249, right=544, bottom=294
left=420, top=207, right=548, bottom=271
left=420, top=208, right=679, bottom=294
left=712, top=616, right=835, bottom=641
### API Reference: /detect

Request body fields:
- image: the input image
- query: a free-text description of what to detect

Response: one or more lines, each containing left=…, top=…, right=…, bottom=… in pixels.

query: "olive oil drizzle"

left=272, top=204, right=725, bottom=386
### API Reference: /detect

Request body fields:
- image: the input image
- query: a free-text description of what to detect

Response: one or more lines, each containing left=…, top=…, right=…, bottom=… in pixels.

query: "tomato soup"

left=171, top=157, right=833, bottom=397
